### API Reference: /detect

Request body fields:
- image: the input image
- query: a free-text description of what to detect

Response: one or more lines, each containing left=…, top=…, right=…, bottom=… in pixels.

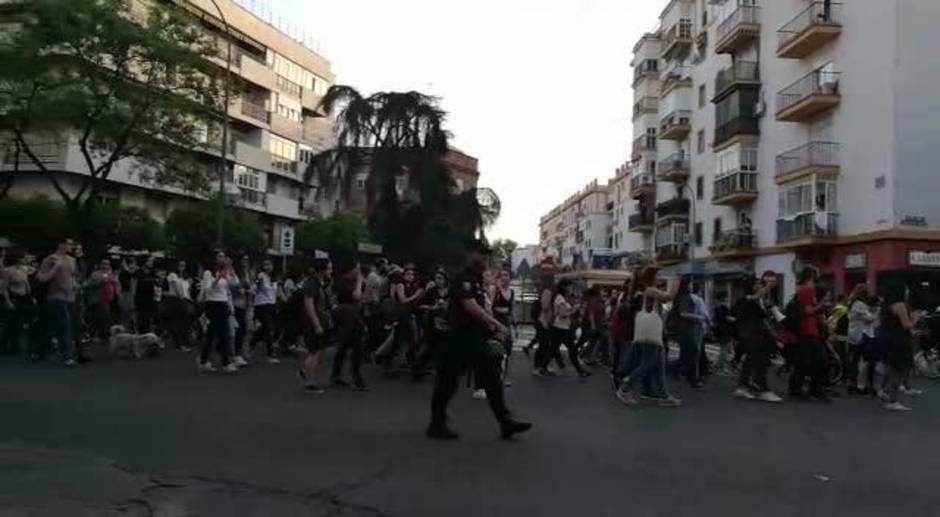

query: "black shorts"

left=303, top=327, right=328, bottom=352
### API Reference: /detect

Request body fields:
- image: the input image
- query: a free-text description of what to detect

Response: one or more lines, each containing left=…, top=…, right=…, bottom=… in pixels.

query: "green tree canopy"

left=0, top=0, right=227, bottom=210
left=165, top=201, right=264, bottom=266
left=306, top=86, right=500, bottom=268
left=295, top=213, right=370, bottom=267
left=491, top=239, right=518, bottom=262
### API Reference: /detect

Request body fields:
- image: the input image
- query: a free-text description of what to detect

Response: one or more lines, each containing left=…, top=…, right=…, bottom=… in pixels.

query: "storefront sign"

left=908, top=251, right=940, bottom=268
left=844, top=253, right=867, bottom=270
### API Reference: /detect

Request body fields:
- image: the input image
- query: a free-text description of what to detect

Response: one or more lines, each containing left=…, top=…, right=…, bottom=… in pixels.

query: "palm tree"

left=305, top=85, right=499, bottom=266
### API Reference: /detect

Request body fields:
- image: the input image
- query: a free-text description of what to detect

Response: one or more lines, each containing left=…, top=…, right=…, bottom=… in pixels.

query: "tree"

left=306, top=86, right=500, bottom=267
left=0, top=0, right=227, bottom=212
left=295, top=213, right=370, bottom=266
left=491, top=239, right=518, bottom=262
left=165, top=202, right=264, bottom=265
left=0, top=196, right=70, bottom=253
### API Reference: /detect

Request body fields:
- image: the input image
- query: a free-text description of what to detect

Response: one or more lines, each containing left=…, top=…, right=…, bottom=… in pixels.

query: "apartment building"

left=2, top=0, right=335, bottom=255
left=538, top=180, right=613, bottom=269
left=627, top=0, right=940, bottom=303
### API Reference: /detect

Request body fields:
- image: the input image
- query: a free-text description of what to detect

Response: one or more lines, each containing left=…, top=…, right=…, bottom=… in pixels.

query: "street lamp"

left=208, top=0, right=233, bottom=248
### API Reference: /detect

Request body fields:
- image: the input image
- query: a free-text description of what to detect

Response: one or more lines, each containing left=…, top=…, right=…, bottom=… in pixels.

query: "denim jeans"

left=41, top=299, right=74, bottom=361
left=621, top=342, right=667, bottom=398
left=201, top=301, right=231, bottom=366
left=678, top=327, right=703, bottom=386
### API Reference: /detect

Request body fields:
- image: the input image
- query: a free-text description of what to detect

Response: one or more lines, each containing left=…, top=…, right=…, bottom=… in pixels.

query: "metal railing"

left=271, top=159, right=299, bottom=175
left=658, top=153, right=690, bottom=178
left=714, top=61, right=759, bottom=97
left=238, top=188, right=267, bottom=208
left=629, top=212, right=655, bottom=229
left=660, top=110, right=692, bottom=132
left=633, top=59, right=659, bottom=83
left=632, top=96, right=659, bottom=118
left=1, top=141, right=65, bottom=171
left=275, top=74, right=302, bottom=98
left=661, top=64, right=691, bottom=93
left=657, top=242, right=690, bottom=262
left=712, top=229, right=756, bottom=252
left=631, top=134, right=657, bottom=158
left=713, top=171, right=758, bottom=200
left=777, top=69, right=841, bottom=113
left=775, top=141, right=840, bottom=177
left=662, top=19, right=693, bottom=51
left=778, top=1, right=842, bottom=51
left=714, top=115, right=759, bottom=146
left=717, top=5, right=761, bottom=44
left=656, top=197, right=691, bottom=218
left=240, top=100, right=270, bottom=123
left=630, top=172, right=655, bottom=193
left=777, top=212, right=839, bottom=242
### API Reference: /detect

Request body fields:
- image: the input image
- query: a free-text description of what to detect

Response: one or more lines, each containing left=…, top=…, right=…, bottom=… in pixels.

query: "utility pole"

left=209, top=0, right=233, bottom=249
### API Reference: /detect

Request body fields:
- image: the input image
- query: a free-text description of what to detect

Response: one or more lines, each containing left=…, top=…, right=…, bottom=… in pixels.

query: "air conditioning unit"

left=754, top=98, right=767, bottom=117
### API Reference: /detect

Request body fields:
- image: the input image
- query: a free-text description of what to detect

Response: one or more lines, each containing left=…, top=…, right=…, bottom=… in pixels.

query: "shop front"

left=804, top=238, right=940, bottom=308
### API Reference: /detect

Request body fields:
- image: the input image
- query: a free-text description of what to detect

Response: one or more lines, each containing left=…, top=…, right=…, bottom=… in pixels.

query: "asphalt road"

left=1, top=345, right=939, bottom=517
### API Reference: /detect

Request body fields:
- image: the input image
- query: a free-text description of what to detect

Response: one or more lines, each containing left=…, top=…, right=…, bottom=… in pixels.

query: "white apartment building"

left=538, top=180, right=614, bottom=269
left=626, top=0, right=940, bottom=304
left=2, top=0, right=335, bottom=255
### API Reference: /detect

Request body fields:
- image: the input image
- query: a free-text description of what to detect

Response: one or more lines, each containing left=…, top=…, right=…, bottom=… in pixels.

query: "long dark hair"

left=554, top=279, right=573, bottom=299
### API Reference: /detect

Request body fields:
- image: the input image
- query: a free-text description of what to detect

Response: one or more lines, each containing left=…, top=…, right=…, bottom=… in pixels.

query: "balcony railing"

left=240, top=100, right=270, bottom=124
left=630, top=173, right=656, bottom=195
left=714, top=115, right=759, bottom=147
left=631, top=134, right=657, bottom=159
left=716, top=5, right=760, bottom=53
left=711, top=229, right=756, bottom=253
left=778, top=2, right=842, bottom=56
left=275, top=74, right=303, bottom=98
left=661, top=64, right=691, bottom=94
left=656, top=197, right=691, bottom=218
left=632, top=96, right=659, bottom=119
left=713, top=172, right=758, bottom=202
left=1, top=141, right=66, bottom=171
left=777, top=213, right=839, bottom=243
left=660, top=110, right=692, bottom=137
left=628, top=212, right=655, bottom=231
left=657, top=242, right=690, bottom=262
left=714, top=61, right=760, bottom=99
left=272, top=159, right=299, bottom=175
left=238, top=188, right=267, bottom=208
left=657, top=153, right=690, bottom=181
left=633, top=60, right=659, bottom=84
left=776, top=69, right=840, bottom=115
left=775, top=141, right=840, bottom=178
left=662, top=19, right=693, bottom=56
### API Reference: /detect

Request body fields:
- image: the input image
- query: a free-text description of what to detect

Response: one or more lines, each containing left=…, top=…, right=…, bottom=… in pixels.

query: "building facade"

left=3, top=0, right=336, bottom=255
left=624, top=0, right=940, bottom=304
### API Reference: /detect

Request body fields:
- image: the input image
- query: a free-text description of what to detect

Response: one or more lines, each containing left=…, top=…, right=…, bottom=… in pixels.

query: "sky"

left=262, top=0, right=665, bottom=245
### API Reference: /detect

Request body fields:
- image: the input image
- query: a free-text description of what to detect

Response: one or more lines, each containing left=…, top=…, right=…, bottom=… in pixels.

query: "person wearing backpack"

left=787, top=267, right=831, bottom=402
left=733, top=275, right=783, bottom=403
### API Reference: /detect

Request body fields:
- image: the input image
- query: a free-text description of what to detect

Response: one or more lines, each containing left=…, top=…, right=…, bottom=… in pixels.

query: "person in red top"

left=86, top=259, right=119, bottom=345
left=788, top=266, right=831, bottom=401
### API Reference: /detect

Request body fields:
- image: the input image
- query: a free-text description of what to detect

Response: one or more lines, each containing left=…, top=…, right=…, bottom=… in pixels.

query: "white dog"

left=108, top=326, right=165, bottom=359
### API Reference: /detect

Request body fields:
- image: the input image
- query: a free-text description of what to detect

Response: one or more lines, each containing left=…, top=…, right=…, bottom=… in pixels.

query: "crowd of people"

left=523, top=261, right=940, bottom=412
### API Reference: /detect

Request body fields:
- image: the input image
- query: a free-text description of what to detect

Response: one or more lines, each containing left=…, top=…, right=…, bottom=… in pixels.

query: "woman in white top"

left=164, top=260, right=193, bottom=351
left=846, top=284, right=877, bottom=393
left=198, top=251, right=236, bottom=374
left=615, top=266, right=681, bottom=407
left=550, top=279, right=589, bottom=378
left=249, top=259, right=280, bottom=363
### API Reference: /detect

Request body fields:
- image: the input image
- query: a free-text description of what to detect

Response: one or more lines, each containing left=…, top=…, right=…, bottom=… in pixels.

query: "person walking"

left=330, top=261, right=368, bottom=391
left=490, top=269, right=516, bottom=384
left=609, top=276, right=638, bottom=390
left=732, top=275, right=784, bottom=403
left=880, top=282, right=919, bottom=411
left=164, top=261, right=193, bottom=352
left=35, top=238, right=78, bottom=366
left=427, top=240, right=532, bottom=440
left=846, top=284, right=877, bottom=394
left=248, top=259, right=280, bottom=363
left=0, top=248, right=33, bottom=356
left=297, top=259, right=333, bottom=394
left=134, top=256, right=158, bottom=334
left=615, top=266, right=681, bottom=407
left=548, top=279, right=588, bottom=378
left=675, top=277, right=705, bottom=388
left=575, top=286, right=604, bottom=368
left=228, top=257, right=251, bottom=367
left=198, top=251, right=236, bottom=374
left=788, top=267, right=831, bottom=402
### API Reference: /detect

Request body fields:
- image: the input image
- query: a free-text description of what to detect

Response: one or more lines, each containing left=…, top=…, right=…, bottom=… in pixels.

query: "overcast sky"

left=263, top=0, right=664, bottom=244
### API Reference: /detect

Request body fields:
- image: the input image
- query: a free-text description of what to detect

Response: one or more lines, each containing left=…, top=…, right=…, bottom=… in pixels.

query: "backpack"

left=783, top=295, right=802, bottom=334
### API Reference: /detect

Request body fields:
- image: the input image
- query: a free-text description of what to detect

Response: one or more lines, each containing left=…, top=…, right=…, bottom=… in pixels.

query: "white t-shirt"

left=166, top=273, right=191, bottom=300
left=201, top=271, right=231, bottom=303
left=552, top=294, right=573, bottom=330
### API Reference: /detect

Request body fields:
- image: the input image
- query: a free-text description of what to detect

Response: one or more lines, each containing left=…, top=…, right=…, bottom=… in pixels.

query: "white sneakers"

left=472, top=389, right=487, bottom=400
left=883, top=401, right=912, bottom=412
left=198, top=362, right=217, bottom=373
left=900, top=386, right=924, bottom=396
left=233, top=355, right=248, bottom=367
left=222, top=363, right=239, bottom=375
left=266, top=357, right=281, bottom=364
left=734, top=387, right=783, bottom=403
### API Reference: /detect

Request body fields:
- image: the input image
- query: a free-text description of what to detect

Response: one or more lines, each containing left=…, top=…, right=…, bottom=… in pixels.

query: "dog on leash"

left=108, top=325, right=165, bottom=359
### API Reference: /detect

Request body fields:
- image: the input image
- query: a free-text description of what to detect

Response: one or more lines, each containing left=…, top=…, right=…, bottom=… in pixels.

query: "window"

left=696, top=176, right=704, bottom=200
left=234, top=164, right=265, bottom=191
left=355, top=174, right=366, bottom=190
left=694, top=222, right=703, bottom=246
left=713, top=217, right=723, bottom=241
left=698, top=84, right=707, bottom=108
left=697, top=129, right=706, bottom=154
left=269, top=134, right=298, bottom=174
left=778, top=182, right=814, bottom=218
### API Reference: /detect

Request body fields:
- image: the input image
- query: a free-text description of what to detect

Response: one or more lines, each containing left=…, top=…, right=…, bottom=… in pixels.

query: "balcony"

left=661, top=19, right=693, bottom=59
left=777, top=213, right=839, bottom=245
left=270, top=113, right=304, bottom=143
left=632, top=96, right=659, bottom=120
left=238, top=99, right=270, bottom=125
left=659, top=110, right=692, bottom=141
left=271, top=158, right=299, bottom=177
left=238, top=188, right=267, bottom=210
left=633, top=60, right=659, bottom=85
left=630, top=173, right=656, bottom=199
left=1, top=141, right=67, bottom=172
left=777, top=2, right=842, bottom=59
left=716, top=5, right=761, bottom=54
left=714, top=61, right=760, bottom=101
left=776, top=69, right=840, bottom=122
left=660, top=64, right=692, bottom=97
left=631, top=134, right=657, bottom=161
left=714, top=115, right=759, bottom=150
left=713, top=172, right=758, bottom=205
left=657, top=243, right=690, bottom=264
left=657, top=153, right=690, bottom=183
left=775, top=141, right=840, bottom=184
left=711, top=229, right=756, bottom=255
left=275, top=74, right=303, bottom=98
left=300, top=90, right=325, bottom=117
left=628, top=212, right=655, bottom=233
left=656, top=197, right=691, bottom=221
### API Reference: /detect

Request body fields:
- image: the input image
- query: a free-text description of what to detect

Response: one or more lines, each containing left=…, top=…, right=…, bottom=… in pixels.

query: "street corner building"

left=539, top=0, right=940, bottom=307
